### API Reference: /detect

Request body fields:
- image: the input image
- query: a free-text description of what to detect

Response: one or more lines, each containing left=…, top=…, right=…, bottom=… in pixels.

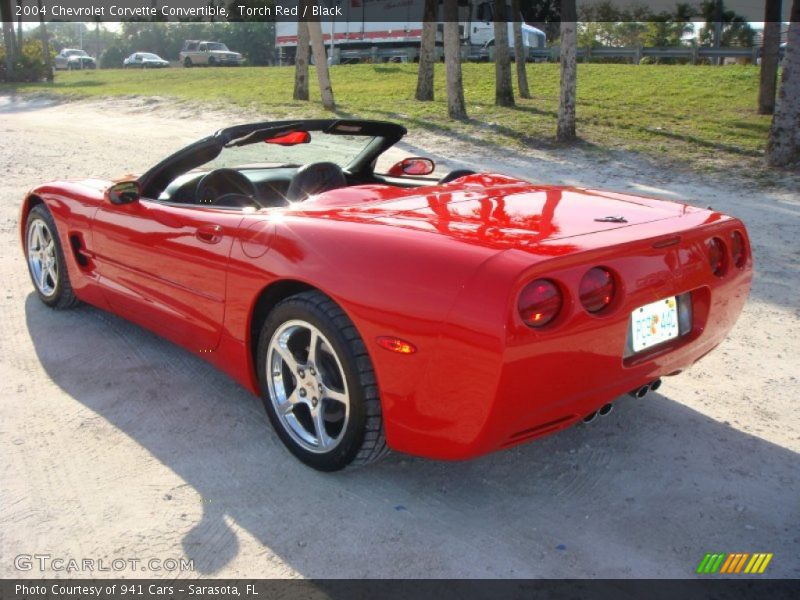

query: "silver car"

left=54, top=49, right=96, bottom=71
left=123, top=52, right=170, bottom=69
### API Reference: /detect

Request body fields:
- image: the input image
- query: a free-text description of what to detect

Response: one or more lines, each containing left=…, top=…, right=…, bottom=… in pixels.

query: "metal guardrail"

left=529, top=45, right=783, bottom=63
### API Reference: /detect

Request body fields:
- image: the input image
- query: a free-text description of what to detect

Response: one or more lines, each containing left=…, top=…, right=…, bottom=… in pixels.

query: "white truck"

left=275, top=0, right=545, bottom=64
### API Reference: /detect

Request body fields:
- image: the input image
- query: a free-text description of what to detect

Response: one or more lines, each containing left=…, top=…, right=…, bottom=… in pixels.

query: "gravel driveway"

left=1, top=95, right=797, bottom=578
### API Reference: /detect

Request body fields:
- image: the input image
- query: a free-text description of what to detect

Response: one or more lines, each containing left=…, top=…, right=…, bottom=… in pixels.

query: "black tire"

left=208, top=56, right=217, bottom=66
left=257, top=291, right=389, bottom=471
left=184, top=57, right=192, bottom=68
left=24, top=204, right=79, bottom=310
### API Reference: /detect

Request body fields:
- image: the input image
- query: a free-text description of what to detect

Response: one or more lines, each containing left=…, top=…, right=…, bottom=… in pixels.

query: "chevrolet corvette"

left=21, top=119, right=752, bottom=471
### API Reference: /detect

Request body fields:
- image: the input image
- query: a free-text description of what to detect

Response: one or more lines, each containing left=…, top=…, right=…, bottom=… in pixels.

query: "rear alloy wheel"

left=25, top=204, right=78, bottom=309
left=257, top=291, right=389, bottom=471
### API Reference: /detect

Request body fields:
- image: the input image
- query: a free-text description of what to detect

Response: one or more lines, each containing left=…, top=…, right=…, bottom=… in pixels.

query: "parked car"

left=20, top=119, right=752, bottom=471
left=123, top=52, right=170, bottom=69
left=179, top=40, right=245, bottom=67
left=54, top=49, right=96, bottom=70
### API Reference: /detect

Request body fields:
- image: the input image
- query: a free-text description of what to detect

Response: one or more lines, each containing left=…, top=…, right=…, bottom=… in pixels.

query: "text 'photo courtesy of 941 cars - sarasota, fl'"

left=20, top=119, right=752, bottom=471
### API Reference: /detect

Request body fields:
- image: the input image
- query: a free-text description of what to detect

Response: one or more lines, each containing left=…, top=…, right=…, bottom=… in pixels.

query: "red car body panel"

left=21, top=173, right=752, bottom=460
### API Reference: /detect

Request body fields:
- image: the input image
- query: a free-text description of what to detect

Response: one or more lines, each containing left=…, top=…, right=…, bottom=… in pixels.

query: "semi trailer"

left=275, top=0, right=546, bottom=64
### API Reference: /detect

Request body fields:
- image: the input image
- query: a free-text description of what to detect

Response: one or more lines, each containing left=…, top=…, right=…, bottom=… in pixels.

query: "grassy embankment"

left=2, top=63, right=774, bottom=175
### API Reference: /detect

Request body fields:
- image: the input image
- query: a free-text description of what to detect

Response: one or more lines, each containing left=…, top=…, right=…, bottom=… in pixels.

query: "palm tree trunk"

left=1, top=0, right=16, bottom=79
left=556, top=0, right=577, bottom=141
left=37, top=0, right=52, bottom=81
left=512, top=0, right=530, bottom=99
left=16, top=1, right=23, bottom=46
left=293, top=20, right=310, bottom=101
left=758, top=0, right=783, bottom=115
left=308, top=20, right=335, bottom=111
left=494, top=0, right=514, bottom=106
left=443, top=0, right=467, bottom=119
left=766, top=0, right=800, bottom=166
left=415, top=0, right=437, bottom=101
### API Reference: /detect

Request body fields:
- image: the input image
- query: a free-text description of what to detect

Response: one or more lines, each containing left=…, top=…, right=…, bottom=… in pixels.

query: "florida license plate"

left=630, top=297, right=680, bottom=353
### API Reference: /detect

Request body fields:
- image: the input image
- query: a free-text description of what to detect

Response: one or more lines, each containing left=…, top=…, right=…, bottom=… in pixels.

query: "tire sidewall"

left=257, top=297, right=369, bottom=471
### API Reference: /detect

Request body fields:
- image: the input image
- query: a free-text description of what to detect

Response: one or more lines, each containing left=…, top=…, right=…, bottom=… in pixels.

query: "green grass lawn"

left=2, top=63, right=774, bottom=174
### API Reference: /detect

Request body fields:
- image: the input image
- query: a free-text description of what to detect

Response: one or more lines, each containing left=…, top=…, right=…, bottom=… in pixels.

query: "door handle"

left=196, top=224, right=223, bottom=244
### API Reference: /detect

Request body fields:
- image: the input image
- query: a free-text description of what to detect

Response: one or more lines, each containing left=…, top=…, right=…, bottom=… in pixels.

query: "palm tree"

left=293, top=20, right=310, bottom=101
left=759, top=0, right=783, bottom=114
left=443, top=0, right=467, bottom=119
left=494, top=0, right=515, bottom=106
left=766, top=0, right=799, bottom=166
left=1, top=0, right=16, bottom=79
left=308, top=20, right=335, bottom=111
left=37, top=0, right=52, bottom=82
left=512, top=0, right=530, bottom=98
left=556, top=0, right=577, bottom=141
left=415, top=0, right=437, bottom=101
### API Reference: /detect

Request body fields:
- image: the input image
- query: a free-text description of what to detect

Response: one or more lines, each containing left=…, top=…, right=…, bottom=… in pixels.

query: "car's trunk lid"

left=326, top=183, right=703, bottom=248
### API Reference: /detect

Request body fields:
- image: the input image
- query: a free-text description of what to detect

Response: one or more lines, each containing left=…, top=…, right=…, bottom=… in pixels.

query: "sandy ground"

left=0, top=95, right=798, bottom=579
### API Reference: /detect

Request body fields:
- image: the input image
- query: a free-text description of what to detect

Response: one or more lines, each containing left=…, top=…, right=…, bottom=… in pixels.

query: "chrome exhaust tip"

left=649, top=378, right=662, bottom=393
left=582, top=411, right=598, bottom=424
left=629, top=384, right=650, bottom=399
left=598, top=403, right=614, bottom=416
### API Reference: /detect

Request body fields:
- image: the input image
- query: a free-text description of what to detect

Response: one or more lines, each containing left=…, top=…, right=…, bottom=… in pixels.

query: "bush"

left=100, top=46, right=126, bottom=69
left=0, top=39, right=52, bottom=82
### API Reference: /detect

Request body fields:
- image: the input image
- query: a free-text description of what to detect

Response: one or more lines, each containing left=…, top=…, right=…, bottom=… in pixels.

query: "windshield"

left=206, top=43, right=229, bottom=52
left=66, top=50, right=88, bottom=57
left=204, top=131, right=375, bottom=170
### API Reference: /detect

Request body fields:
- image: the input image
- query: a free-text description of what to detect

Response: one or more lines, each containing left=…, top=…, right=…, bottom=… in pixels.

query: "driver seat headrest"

left=286, top=162, right=347, bottom=202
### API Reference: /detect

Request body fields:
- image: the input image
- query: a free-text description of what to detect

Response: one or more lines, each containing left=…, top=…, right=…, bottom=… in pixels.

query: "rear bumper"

left=381, top=217, right=752, bottom=460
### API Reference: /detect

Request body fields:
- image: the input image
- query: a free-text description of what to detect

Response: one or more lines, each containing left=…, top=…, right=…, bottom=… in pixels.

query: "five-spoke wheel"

left=267, top=320, right=350, bottom=453
left=25, top=204, right=78, bottom=309
left=257, top=291, right=389, bottom=471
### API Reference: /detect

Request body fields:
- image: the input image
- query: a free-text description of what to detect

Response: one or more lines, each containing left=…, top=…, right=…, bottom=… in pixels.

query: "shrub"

left=100, top=46, right=126, bottom=69
left=0, top=39, right=52, bottom=82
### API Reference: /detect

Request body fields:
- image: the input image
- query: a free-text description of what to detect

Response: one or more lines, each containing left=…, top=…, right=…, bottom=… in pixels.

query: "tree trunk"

left=758, top=0, right=783, bottom=115
left=512, top=0, right=530, bottom=99
left=16, top=0, right=22, bottom=46
left=444, top=0, right=467, bottom=119
left=308, top=20, right=335, bottom=111
left=37, top=0, right=52, bottom=82
left=556, top=0, right=577, bottom=141
left=293, top=20, right=310, bottom=101
left=415, top=0, right=437, bottom=101
left=494, top=0, right=514, bottom=106
left=1, top=0, right=15, bottom=79
left=766, top=0, right=800, bottom=167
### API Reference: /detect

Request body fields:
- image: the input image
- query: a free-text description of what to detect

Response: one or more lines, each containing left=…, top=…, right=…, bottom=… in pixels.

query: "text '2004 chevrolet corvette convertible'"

left=21, top=119, right=752, bottom=470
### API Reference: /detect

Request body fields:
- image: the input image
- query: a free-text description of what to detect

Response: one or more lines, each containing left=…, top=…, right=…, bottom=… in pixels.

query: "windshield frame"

left=138, top=119, right=407, bottom=200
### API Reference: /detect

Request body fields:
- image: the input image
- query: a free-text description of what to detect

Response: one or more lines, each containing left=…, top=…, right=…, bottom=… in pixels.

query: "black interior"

left=141, top=119, right=460, bottom=210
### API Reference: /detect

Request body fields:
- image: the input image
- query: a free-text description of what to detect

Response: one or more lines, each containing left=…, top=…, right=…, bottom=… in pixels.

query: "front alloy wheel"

left=25, top=204, right=78, bottom=309
left=257, top=291, right=389, bottom=471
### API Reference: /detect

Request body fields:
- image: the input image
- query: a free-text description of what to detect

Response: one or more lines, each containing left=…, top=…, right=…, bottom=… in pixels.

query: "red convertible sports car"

left=21, top=119, right=752, bottom=471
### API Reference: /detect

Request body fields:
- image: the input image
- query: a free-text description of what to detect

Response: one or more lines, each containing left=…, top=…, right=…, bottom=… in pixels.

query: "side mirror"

left=107, top=181, right=140, bottom=205
left=387, top=157, right=436, bottom=177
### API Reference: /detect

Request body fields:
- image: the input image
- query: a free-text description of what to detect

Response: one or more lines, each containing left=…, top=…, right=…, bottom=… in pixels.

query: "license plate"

left=630, top=297, right=680, bottom=353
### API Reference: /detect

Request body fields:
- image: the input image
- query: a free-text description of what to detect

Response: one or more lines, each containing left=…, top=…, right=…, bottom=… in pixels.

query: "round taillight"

left=708, top=237, right=727, bottom=277
left=518, top=279, right=562, bottom=327
left=731, top=231, right=746, bottom=269
left=579, top=267, right=616, bottom=313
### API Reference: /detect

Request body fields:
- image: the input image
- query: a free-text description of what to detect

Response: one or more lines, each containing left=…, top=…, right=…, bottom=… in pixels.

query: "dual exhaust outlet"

left=582, top=378, right=662, bottom=424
